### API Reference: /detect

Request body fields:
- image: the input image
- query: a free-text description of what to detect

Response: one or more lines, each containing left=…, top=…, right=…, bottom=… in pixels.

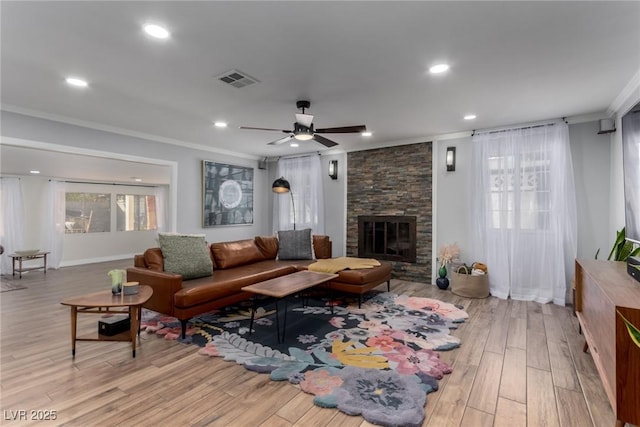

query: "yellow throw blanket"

left=308, top=257, right=381, bottom=274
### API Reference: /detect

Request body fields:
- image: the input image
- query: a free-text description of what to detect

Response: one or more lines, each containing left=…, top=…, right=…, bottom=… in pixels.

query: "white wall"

left=1, top=111, right=271, bottom=264
left=435, top=137, right=472, bottom=267
left=569, top=121, right=612, bottom=259
left=321, top=152, right=347, bottom=257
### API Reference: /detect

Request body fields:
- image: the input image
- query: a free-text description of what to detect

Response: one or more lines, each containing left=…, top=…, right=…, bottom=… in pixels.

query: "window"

left=65, top=192, right=111, bottom=233
left=116, top=194, right=157, bottom=231
left=488, top=150, right=551, bottom=231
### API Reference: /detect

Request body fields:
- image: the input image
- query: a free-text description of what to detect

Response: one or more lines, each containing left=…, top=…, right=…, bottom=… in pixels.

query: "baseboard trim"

left=60, top=254, right=135, bottom=268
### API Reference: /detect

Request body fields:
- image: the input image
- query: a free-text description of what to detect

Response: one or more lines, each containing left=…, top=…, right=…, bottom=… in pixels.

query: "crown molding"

left=1, top=105, right=260, bottom=161
left=608, top=67, right=640, bottom=116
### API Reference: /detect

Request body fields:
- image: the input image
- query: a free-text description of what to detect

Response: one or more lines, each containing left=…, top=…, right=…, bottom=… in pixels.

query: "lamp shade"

left=272, top=177, right=291, bottom=193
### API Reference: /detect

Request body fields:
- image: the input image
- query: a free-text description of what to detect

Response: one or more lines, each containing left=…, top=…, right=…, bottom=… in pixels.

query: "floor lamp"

left=272, top=177, right=296, bottom=230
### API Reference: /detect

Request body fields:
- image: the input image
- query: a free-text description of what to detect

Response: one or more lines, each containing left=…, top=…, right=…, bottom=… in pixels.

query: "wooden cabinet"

left=575, top=259, right=640, bottom=427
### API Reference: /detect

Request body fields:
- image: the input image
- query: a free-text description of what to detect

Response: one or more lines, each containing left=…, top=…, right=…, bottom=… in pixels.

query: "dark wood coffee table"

left=241, top=270, right=338, bottom=343
left=60, top=286, right=153, bottom=358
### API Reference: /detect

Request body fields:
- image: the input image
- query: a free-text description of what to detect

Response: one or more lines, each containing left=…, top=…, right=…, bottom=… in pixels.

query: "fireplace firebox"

left=358, top=215, right=417, bottom=263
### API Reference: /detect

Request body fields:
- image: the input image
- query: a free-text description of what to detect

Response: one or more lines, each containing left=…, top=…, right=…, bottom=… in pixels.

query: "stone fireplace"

left=347, top=142, right=432, bottom=283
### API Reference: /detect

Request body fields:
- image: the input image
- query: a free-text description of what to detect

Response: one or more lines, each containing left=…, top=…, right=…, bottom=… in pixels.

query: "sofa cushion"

left=210, top=239, right=266, bottom=269
left=278, top=228, right=313, bottom=260
left=158, top=233, right=213, bottom=280
left=174, top=260, right=297, bottom=307
left=312, top=235, right=331, bottom=259
left=255, top=236, right=279, bottom=259
left=144, top=248, right=164, bottom=271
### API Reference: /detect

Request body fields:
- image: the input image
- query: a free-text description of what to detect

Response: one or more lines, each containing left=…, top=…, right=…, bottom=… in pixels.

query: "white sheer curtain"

left=469, top=121, right=577, bottom=305
left=154, top=185, right=168, bottom=232
left=273, top=155, right=325, bottom=234
left=41, top=180, right=66, bottom=269
left=622, top=110, right=640, bottom=240
left=0, top=177, right=25, bottom=274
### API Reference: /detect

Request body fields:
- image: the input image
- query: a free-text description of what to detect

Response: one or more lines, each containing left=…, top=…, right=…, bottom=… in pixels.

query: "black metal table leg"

left=281, top=298, right=288, bottom=343
left=248, top=298, right=256, bottom=335
left=275, top=299, right=280, bottom=343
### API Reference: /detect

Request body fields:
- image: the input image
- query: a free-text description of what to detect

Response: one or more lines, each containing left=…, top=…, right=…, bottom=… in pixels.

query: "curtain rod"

left=276, top=152, right=322, bottom=160
left=472, top=118, right=567, bottom=137
left=51, top=179, right=159, bottom=188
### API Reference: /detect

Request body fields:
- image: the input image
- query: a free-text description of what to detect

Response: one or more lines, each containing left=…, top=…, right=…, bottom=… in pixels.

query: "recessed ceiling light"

left=429, top=64, right=450, bottom=74
left=30, top=170, right=40, bottom=174
left=290, top=142, right=299, bottom=147
left=65, top=77, right=88, bottom=87
left=143, top=23, right=170, bottom=39
left=134, top=178, right=142, bottom=182
left=361, top=131, right=372, bottom=137
left=464, top=114, right=477, bottom=120
left=214, top=121, right=227, bottom=128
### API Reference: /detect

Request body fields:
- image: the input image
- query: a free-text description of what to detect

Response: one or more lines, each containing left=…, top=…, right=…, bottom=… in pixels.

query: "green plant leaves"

left=607, top=227, right=640, bottom=261
left=617, top=310, right=640, bottom=349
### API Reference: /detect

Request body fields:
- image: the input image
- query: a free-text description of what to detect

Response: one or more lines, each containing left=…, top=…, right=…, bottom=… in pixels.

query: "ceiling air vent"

left=216, top=69, right=259, bottom=88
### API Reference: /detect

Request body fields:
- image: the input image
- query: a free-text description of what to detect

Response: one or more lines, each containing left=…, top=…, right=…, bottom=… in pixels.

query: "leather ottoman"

left=328, top=261, right=393, bottom=306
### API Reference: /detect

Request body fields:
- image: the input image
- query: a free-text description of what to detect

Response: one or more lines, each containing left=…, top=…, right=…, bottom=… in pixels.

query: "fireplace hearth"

left=358, top=215, right=417, bottom=263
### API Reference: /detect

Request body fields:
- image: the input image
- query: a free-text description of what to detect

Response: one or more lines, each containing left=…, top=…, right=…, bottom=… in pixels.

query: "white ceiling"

left=1, top=1, right=639, bottom=183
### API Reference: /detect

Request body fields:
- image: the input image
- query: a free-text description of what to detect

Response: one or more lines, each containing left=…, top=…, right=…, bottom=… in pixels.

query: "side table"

left=60, top=285, right=153, bottom=358
left=8, top=251, right=50, bottom=279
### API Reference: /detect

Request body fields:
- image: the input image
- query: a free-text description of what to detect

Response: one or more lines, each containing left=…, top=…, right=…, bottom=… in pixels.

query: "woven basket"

left=450, top=268, right=489, bottom=298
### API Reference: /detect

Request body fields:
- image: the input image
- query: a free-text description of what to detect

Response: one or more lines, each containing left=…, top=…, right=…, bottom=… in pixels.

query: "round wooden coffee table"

left=60, top=286, right=153, bottom=358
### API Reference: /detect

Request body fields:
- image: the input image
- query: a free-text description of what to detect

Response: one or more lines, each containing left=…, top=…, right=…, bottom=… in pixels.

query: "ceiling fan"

left=239, top=100, right=366, bottom=148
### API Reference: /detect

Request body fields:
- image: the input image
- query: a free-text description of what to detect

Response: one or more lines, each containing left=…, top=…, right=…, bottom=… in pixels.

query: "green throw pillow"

left=278, top=228, right=313, bottom=260
left=158, top=233, right=212, bottom=280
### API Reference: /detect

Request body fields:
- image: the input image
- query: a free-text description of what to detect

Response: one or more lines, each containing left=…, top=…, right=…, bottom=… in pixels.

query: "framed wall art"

left=202, top=161, right=254, bottom=227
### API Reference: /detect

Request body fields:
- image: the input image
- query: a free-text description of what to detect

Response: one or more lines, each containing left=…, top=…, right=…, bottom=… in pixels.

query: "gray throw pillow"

left=278, top=228, right=313, bottom=260
left=158, top=233, right=213, bottom=280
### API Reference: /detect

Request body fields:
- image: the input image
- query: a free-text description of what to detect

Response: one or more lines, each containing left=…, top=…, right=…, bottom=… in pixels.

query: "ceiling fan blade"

left=313, top=134, right=339, bottom=148
left=295, top=113, right=314, bottom=128
left=315, top=125, right=367, bottom=134
left=267, top=135, right=294, bottom=145
left=239, top=126, right=291, bottom=133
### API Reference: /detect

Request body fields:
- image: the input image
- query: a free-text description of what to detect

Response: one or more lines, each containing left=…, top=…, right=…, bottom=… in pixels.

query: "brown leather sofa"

left=127, top=235, right=392, bottom=337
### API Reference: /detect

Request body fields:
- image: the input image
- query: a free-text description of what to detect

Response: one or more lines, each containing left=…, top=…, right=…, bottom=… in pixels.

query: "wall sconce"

left=328, top=160, right=338, bottom=180
left=446, top=147, right=456, bottom=172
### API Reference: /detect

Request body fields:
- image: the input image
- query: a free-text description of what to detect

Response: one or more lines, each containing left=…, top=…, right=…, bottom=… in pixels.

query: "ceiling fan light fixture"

left=293, top=122, right=314, bottom=140
left=294, top=132, right=313, bottom=141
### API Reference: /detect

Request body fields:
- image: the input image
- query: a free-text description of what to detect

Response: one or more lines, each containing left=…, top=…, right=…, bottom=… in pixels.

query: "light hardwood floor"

left=0, top=260, right=616, bottom=427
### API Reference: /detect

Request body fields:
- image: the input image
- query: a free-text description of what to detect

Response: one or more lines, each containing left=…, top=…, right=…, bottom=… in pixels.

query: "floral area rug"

left=141, top=292, right=468, bottom=427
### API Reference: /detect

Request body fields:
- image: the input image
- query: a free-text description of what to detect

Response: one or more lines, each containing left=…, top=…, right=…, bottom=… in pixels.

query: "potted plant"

left=596, top=227, right=640, bottom=261
left=436, top=243, right=459, bottom=290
